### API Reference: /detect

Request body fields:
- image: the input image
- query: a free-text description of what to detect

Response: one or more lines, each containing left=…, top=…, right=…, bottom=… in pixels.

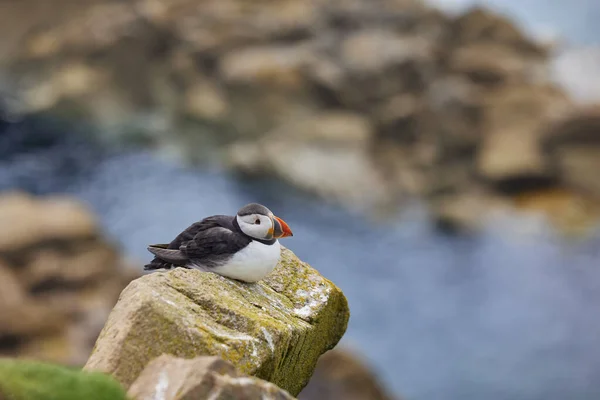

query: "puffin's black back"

left=144, top=215, right=251, bottom=270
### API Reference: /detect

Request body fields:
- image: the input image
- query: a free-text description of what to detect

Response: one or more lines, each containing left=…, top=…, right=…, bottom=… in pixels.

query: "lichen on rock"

left=84, top=246, right=349, bottom=396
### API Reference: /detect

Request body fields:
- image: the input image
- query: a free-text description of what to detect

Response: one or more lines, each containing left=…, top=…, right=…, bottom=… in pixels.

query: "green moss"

left=0, top=359, right=128, bottom=400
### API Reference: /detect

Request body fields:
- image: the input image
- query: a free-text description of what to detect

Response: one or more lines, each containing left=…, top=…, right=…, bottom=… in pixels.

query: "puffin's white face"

left=235, top=203, right=293, bottom=241
left=236, top=213, right=275, bottom=240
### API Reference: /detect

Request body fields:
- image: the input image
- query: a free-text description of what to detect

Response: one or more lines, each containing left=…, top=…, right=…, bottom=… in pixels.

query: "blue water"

left=2, top=124, right=600, bottom=400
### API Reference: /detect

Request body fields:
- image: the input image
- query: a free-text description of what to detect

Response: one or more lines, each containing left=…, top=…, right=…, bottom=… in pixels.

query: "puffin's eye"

left=255, top=218, right=261, bottom=224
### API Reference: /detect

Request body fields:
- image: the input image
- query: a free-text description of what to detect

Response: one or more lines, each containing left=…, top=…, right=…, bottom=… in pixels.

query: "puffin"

left=144, top=203, right=293, bottom=283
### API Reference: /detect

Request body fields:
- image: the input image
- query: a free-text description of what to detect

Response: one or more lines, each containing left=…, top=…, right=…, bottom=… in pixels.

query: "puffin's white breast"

left=213, top=240, right=281, bottom=283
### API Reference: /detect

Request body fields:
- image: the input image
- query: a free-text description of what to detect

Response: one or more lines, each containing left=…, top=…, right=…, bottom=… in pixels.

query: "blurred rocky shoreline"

left=0, top=192, right=139, bottom=366
left=1, top=0, right=599, bottom=234
left=0, top=191, right=396, bottom=400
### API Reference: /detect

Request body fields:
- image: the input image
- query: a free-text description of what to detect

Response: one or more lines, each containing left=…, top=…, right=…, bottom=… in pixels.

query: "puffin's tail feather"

left=144, top=245, right=188, bottom=270
left=144, top=257, right=172, bottom=271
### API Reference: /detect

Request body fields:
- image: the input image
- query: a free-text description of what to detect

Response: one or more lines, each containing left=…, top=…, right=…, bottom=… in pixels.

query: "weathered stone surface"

left=84, top=247, right=349, bottom=396
left=0, top=358, right=128, bottom=400
left=299, top=348, right=398, bottom=400
left=128, top=354, right=296, bottom=400
left=0, top=192, right=140, bottom=366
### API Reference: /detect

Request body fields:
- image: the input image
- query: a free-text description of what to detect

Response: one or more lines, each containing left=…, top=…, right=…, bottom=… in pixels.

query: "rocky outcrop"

left=0, top=358, right=128, bottom=400
left=128, top=354, right=296, bottom=400
left=84, top=247, right=349, bottom=396
left=0, top=0, right=598, bottom=231
left=227, top=112, right=391, bottom=212
left=299, top=348, right=397, bottom=400
left=0, top=192, right=139, bottom=366
left=544, top=106, right=600, bottom=196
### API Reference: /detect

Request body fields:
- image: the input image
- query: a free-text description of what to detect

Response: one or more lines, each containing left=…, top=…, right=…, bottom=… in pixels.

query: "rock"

left=22, top=2, right=138, bottom=57
left=449, top=43, right=546, bottom=85
left=425, top=76, right=483, bottom=153
left=513, top=188, right=600, bottom=237
left=544, top=107, right=600, bottom=197
left=84, top=247, right=349, bottom=396
left=0, top=262, right=69, bottom=337
left=340, top=30, right=433, bottom=75
left=431, top=190, right=512, bottom=233
left=555, top=145, right=600, bottom=195
left=0, top=192, right=140, bottom=366
left=227, top=111, right=391, bottom=212
left=183, top=79, right=229, bottom=121
left=450, top=7, right=547, bottom=55
left=127, top=354, right=296, bottom=400
left=0, top=358, right=128, bottom=400
left=0, top=192, right=97, bottom=252
left=299, top=348, right=397, bottom=400
left=269, top=111, right=374, bottom=144
left=477, top=128, right=551, bottom=183
left=337, top=30, right=436, bottom=107
left=219, top=45, right=311, bottom=89
left=475, top=85, right=572, bottom=185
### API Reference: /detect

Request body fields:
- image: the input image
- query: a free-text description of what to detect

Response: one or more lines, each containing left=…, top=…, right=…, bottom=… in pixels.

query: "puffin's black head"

left=236, top=203, right=293, bottom=240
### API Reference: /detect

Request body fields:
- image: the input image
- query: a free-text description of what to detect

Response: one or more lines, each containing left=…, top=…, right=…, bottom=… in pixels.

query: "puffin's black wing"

left=181, top=224, right=251, bottom=269
left=144, top=215, right=250, bottom=270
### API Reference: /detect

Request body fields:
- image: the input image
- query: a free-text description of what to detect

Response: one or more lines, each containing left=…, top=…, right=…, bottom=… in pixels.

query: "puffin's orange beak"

left=273, top=215, right=293, bottom=238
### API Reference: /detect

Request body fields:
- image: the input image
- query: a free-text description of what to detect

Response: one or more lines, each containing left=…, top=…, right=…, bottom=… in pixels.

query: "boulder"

left=431, top=190, right=512, bottom=233
left=425, top=76, right=483, bottom=153
left=340, top=30, right=433, bottom=75
left=127, top=354, right=295, bottom=400
left=227, top=112, right=392, bottom=212
left=449, top=43, right=545, bottom=85
left=449, top=7, right=548, bottom=55
left=84, top=247, right=349, bottom=396
left=475, top=85, right=572, bottom=184
left=0, top=358, right=128, bottom=400
left=183, top=79, right=230, bottom=122
left=0, top=192, right=139, bottom=366
left=219, top=45, right=311, bottom=89
left=299, top=348, right=397, bottom=400
left=0, top=192, right=97, bottom=252
left=544, top=107, right=600, bottom=197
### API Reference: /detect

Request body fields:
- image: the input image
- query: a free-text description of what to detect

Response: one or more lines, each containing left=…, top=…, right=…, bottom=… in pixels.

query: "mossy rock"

left=84, top=247, right=349, bottom=396
left=0, top=358, right=128, bottom=400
